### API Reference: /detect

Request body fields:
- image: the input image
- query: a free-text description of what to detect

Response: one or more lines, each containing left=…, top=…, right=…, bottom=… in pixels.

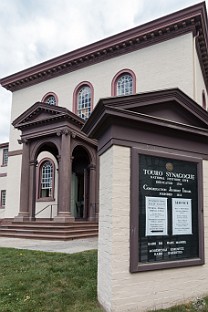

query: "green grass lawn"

left=0, top=247, right=207, bottom=312
left=0, top=248, right=101, bottom=312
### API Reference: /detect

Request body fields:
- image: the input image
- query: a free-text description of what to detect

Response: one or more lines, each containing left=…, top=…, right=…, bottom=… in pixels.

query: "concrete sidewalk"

left=0, top=237, right=98, bottom=254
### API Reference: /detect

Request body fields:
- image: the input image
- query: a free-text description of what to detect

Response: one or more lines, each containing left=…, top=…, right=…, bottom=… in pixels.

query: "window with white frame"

left=77, top=86, right=92, bottom=120
left=1, top=190, right=6, bottom=207
left=40, top=161, right=53, bottom=198
left=116, top=74, right=133, bottom=96
left=2, top=148, right=8, bottom=166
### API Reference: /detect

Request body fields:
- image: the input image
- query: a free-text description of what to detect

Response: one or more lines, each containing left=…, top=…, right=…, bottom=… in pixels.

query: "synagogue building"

left=0, top=2, right=208, bottom=239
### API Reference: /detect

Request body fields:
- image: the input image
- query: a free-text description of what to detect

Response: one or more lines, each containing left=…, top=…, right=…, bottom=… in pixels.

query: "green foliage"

left=0, top=248, right=101, bottom=312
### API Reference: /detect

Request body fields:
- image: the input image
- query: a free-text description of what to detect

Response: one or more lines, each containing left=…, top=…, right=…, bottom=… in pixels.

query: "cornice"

left=1, top=2, right=208, bottom=92
left=82, top=88, right=208, bottom=138
left=0, top=142, right=9, bottom=148
left=12, top=102, right=84, bottom=130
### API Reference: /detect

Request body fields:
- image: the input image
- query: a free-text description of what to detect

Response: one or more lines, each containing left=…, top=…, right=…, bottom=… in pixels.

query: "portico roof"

left=83, top=88, right=208, bottom=140
left=12, top=102, right=84, bottom=130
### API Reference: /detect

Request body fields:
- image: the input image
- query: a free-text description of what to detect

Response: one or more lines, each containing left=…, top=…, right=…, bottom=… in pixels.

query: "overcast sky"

left=0, top=0, right=205, bottom=143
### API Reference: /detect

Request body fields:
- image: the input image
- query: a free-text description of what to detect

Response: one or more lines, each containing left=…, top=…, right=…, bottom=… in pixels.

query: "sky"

left=0, top=0, right=206, bottom=143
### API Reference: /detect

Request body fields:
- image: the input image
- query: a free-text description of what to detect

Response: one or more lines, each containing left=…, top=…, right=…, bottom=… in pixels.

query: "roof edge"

left=1, top=2, right=208, bottom=92
left=82, top=88, right=208, bottom=138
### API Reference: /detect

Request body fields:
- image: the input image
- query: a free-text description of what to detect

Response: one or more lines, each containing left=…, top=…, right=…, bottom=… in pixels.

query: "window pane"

left=40, top=161, right=53, bottom=198
left=46, top=95, right=56, bottom=105
left=77, top=86, right=92, bottom=120
left=117, top=74, right=133, bottom=96
left=1, top=190, right=6, bottom=207
left=2, top=148, right=8, bottom=166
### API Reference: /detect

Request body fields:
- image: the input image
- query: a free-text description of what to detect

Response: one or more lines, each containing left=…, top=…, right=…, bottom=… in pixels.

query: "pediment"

left=115, top=89, right=208, bottom=129
left=125, top=100, right=207, bottom=128
left=83, top=88, right=208, bottom=138
left=13, top=102, right=84, bottom=130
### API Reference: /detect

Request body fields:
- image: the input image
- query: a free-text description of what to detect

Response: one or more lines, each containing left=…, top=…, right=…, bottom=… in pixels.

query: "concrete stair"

left=0, top=220, right=98, bottom=240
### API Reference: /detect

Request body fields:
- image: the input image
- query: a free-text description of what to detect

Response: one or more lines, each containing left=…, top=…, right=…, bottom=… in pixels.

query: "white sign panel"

left=172, top=198, right=192, bottom=235
left=145, top=197, right=168, bottom=236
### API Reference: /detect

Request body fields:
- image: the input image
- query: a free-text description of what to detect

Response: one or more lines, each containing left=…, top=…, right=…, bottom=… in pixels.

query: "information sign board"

left=139, top=154, right=199, bottom=263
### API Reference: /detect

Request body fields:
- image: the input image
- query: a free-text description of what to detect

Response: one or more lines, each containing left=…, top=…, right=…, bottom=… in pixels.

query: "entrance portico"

left=12, top=102, right=98, bottom=223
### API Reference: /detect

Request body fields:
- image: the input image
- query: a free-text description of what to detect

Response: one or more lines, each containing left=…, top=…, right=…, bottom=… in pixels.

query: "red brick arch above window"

left=111, top=69, right=136, bottom=96
left=42, top=92, right=58, bottom=106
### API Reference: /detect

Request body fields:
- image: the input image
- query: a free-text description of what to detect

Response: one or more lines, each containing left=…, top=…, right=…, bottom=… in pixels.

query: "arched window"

left=112, top=69, right=136, bottom=96
left=202, top=90, right=206, bottom=110
left=73, top=82, right=93, bottom=120
left=117, top=74, right=133, bottom=95
left=42, top=92, right=58, bottom=106
left=39, top=160, right=54, bottom=199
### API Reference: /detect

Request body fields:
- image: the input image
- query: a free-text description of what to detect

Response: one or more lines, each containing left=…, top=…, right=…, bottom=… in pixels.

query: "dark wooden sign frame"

left=130, top=148, right=204, bottom=272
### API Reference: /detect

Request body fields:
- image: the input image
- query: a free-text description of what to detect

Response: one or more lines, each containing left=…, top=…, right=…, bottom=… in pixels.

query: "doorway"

left=71, top=146, right=90, bottom=219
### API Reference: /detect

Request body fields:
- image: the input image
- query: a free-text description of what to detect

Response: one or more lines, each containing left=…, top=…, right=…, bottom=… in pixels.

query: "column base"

left=88, top=216, right=97, bottom=222
left=54, top=212, right=75, bottom=223
left=14, top=213, right=31, bottom=222
left=88, top=204, right=97, bottom=222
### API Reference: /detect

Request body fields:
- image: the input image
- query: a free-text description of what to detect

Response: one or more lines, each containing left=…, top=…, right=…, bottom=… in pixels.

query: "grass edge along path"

left=0, top=247, right=207, bottom=312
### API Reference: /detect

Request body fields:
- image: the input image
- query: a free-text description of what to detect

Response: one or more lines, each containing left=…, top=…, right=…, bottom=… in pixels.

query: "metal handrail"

left=35, top=204, right=57, bottom=219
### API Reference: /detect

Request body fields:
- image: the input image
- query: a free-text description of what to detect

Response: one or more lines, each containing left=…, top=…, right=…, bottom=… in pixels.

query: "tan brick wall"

left=98, top=146, right=208, bottom=312
left=98, top=146, right=114, bottom=311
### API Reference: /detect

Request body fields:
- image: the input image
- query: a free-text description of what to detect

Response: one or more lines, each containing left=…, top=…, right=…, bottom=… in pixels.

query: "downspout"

left=193, top=31, right=200, bottom=101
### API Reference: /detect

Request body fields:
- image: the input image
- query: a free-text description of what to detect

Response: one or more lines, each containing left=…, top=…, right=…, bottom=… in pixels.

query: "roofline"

left=82, top=88, right=208, bottom=138
left=1, top=2, right=208, bottom=92
left=12, top=102, right=84, bottom=130
left=0, top=142, right=9, bottom=148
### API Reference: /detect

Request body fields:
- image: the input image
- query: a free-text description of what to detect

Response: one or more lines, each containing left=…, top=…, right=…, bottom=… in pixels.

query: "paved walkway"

left=0, top=237, right=98, bottom=254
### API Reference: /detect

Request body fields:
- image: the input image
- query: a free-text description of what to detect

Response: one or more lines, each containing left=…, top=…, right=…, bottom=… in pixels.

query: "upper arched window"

left=42, top=92, right=58, bottom=106
left=73, top=82, right=93, bottom=120
left=112, top=69, right=136, bottom=96
left=39, top=159, right=54, bottom=199
left=117, top=74, right=133, bottom=96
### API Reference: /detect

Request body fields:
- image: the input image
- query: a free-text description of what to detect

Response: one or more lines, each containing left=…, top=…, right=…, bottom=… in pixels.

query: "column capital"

left=56, top=130, right=62, bottom=137
left=29, top=160, right=38, bottom=166
left=89, top=163, right=96, bottom=170
left=18, top=138, right=28, bottom=144
left=57, top=155, right=61, bottom=162
left=57, top=129, right=70, bottom=136
left=71, top=131, right=76, bottom=139
left=62, top=128, right=70, bottom=135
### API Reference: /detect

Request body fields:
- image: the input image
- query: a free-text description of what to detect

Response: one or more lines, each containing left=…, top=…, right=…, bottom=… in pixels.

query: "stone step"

left=0, top=228, right=98, bottom=235
left=0, top=231, right=98, bottom=240
left=0, top=224, right=98, bottom=230
left=0, top=220, right=98, bottom=240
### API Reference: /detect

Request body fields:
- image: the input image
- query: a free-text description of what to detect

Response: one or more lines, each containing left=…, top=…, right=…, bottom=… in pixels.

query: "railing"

left=35, top=204, right=57, bottom=220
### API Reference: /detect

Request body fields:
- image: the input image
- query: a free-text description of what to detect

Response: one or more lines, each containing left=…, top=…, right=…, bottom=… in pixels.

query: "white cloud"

left=0, top=0, right=206, bottom=143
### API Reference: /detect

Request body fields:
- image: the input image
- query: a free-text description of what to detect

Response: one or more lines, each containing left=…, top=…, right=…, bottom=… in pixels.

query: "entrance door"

left=72, top=146, right=90, bottom=220
left=83, top=169, right=89, bottom=219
